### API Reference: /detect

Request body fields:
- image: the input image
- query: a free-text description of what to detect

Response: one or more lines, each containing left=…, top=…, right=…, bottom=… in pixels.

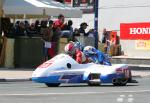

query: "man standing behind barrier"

left=52, top=14, right=65, bottom=54
left=79, top=22, right=88, bottom=36
left=41, top=20, right=53, bottom=61
left=53, top=14, right=65, bottom=31
left=101, top=28, right=110, bottom=53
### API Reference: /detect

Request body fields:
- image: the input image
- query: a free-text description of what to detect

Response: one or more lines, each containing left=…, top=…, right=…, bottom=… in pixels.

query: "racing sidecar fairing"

left=32, top=54, right=137, bottom=87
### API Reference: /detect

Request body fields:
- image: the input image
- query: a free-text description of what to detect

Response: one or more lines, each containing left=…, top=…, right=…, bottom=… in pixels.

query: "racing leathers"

left=75, top=49, right=86, bottom=64
left=64, top=42, right=87, bottom=64
left=83, top=46, right=111, bottom=66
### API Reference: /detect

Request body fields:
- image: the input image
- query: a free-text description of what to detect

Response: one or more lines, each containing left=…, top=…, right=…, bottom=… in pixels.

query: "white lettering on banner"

left=130, top=28, right=150, bottom=34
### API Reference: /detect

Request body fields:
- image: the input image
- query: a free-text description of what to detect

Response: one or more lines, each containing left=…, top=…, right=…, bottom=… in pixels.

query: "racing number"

left=38, top=63, right=52, bottom=68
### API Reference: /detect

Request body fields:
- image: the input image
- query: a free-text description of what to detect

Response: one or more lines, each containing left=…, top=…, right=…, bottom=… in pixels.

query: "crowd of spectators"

left=3, top=15, right=96, bottom=40
left=1, top=14, right=98, bottom=62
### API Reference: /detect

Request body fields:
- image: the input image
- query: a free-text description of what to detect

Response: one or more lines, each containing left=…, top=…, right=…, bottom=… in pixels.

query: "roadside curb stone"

left=0, top=78, right=31, bottom=82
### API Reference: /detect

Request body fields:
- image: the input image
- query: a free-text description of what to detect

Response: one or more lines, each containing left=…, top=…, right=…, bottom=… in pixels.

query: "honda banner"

left=120, top=23, right=150, bottom=40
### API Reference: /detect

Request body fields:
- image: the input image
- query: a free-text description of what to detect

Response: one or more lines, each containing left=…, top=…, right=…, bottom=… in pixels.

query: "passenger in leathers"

left=83, top=46, right=111, bottom=66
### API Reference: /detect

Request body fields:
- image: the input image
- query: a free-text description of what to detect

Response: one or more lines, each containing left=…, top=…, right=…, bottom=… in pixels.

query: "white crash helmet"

left=64, top=42, right=75, bottom=55
left=74, top=42, right=82, bottom=50
left=83, top=46, right=95, bottom=54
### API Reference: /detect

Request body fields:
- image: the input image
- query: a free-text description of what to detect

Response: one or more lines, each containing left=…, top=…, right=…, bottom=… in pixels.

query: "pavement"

left=0, top=68, right=33, bottom=82
left=0, top=67, right=150, bottom=82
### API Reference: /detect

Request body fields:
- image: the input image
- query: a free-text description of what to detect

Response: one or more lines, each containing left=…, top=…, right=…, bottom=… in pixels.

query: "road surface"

left=0, top=77, right=149, bottom=103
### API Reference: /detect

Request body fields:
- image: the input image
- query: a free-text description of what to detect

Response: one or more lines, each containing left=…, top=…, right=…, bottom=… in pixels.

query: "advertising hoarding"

left=135, top=40, right=150, bottom=50
left=120, top=23, right=150, bottom=40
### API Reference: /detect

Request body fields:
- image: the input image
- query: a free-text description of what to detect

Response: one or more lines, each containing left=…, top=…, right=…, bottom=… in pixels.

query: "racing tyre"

left=119, top=78, right=128, bottom=86
left=113, top=78, right=127, bottom=86
left=45, top=83, right=60, bottom=87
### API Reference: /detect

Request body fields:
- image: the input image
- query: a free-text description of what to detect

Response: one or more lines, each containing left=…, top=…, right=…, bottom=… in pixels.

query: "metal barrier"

left=14, top=37, right=44, bottom=68
left=0, top=36, right=7, bottom=66
left=75, top=36, right=95, bottom=47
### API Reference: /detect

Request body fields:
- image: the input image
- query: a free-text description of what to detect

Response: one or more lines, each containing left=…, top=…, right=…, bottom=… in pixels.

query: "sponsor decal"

left=37, top=60, right=54, bottom=68
left=59, top=73, right=82, bottom=82
left=120, top=23, right=150, bottom=40
left=135, top=40, right=150, bottom=50
left=38, top=62, right=52, bottom=68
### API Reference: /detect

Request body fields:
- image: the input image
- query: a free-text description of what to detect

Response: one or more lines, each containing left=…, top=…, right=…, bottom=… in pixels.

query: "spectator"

left=26, top=23, right=37, bottom=37
left=72, top=28, right=80, bottom=41
left=61, top=20, right=73, bottom=38
left=87, top=29, right=95, bottom=37
left=108, top=34, right=116, bottom=46
left=5, top=23, right=15, bottom=38
left=14, top=21, right=20, bottom=30
left=63, top=20, right=73, bottom=32
left=101, top=28, right=110, bottom=53
left=73, top=28, right=80, bottom=36
left=24, top=20, right=30, bottom=29
left=79, top=22, right=88, bottom=36
left=102, top=28, right=109, bottom=43
left=52, top=14, right=65, bottom=54
left=51, top=25, right=61, bottom=54
left=40, top=20, right=48, bottom=36
left=53, top=14, right=65, bottom=31
left=41, top=20, right=54, bottom=61
left=35, top=20, right=41, bottom=35
left=15, top=21, right=27, bottom=37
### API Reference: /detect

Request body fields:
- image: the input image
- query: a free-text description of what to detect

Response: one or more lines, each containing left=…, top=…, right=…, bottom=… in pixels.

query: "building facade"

left=67, top=0, right=150, bottom=58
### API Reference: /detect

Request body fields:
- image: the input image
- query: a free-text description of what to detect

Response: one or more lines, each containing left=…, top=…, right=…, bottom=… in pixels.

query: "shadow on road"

left=38, top=84, right=139, bottom=88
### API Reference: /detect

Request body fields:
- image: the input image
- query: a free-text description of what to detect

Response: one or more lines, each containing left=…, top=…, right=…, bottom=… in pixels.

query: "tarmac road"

left=0, top=77, right=150, bottom=103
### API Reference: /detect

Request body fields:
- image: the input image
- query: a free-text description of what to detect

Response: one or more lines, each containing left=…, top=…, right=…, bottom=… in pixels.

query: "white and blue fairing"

left=32, top=54, right=129, bottom=84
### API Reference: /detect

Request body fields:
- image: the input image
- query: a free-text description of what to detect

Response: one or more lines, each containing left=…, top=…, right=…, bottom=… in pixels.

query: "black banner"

left=73, top=0, right=95, bottom=13
left=73, top=0, right=80, bottom=7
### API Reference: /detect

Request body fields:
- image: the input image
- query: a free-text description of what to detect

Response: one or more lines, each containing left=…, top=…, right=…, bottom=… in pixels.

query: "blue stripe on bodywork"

left=32, top=74, right=84, bottom=83
left=32, top=76, right=61, bottom=83
left=100, top=73, right=125, bottom=83
left=67, top=75, right=84, bottom=83
left=32, top=73, right=126, bottom=84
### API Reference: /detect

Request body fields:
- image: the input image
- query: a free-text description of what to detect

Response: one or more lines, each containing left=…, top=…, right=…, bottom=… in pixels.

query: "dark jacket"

left=79, top=27, right=88, bottom=36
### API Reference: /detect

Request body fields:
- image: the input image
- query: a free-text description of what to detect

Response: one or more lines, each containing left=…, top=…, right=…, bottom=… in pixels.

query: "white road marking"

left=128, top=94, right=133, bottom=97
left=120, top=95, right=125, bottom=98
left=117, top=95, right=125, bottom=102
left=117, top=94, right=135, bottom=103
left=117, top=98, right=124, bottom=102
left=52, top=97, right=57, bottom=100
left=0, top=90, right=149, bottom=96
left=128, top=98, right=134, bottom=103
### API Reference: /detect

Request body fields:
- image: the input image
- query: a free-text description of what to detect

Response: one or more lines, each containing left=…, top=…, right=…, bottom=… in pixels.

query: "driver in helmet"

left=64, top=41, right=87, bottom=64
